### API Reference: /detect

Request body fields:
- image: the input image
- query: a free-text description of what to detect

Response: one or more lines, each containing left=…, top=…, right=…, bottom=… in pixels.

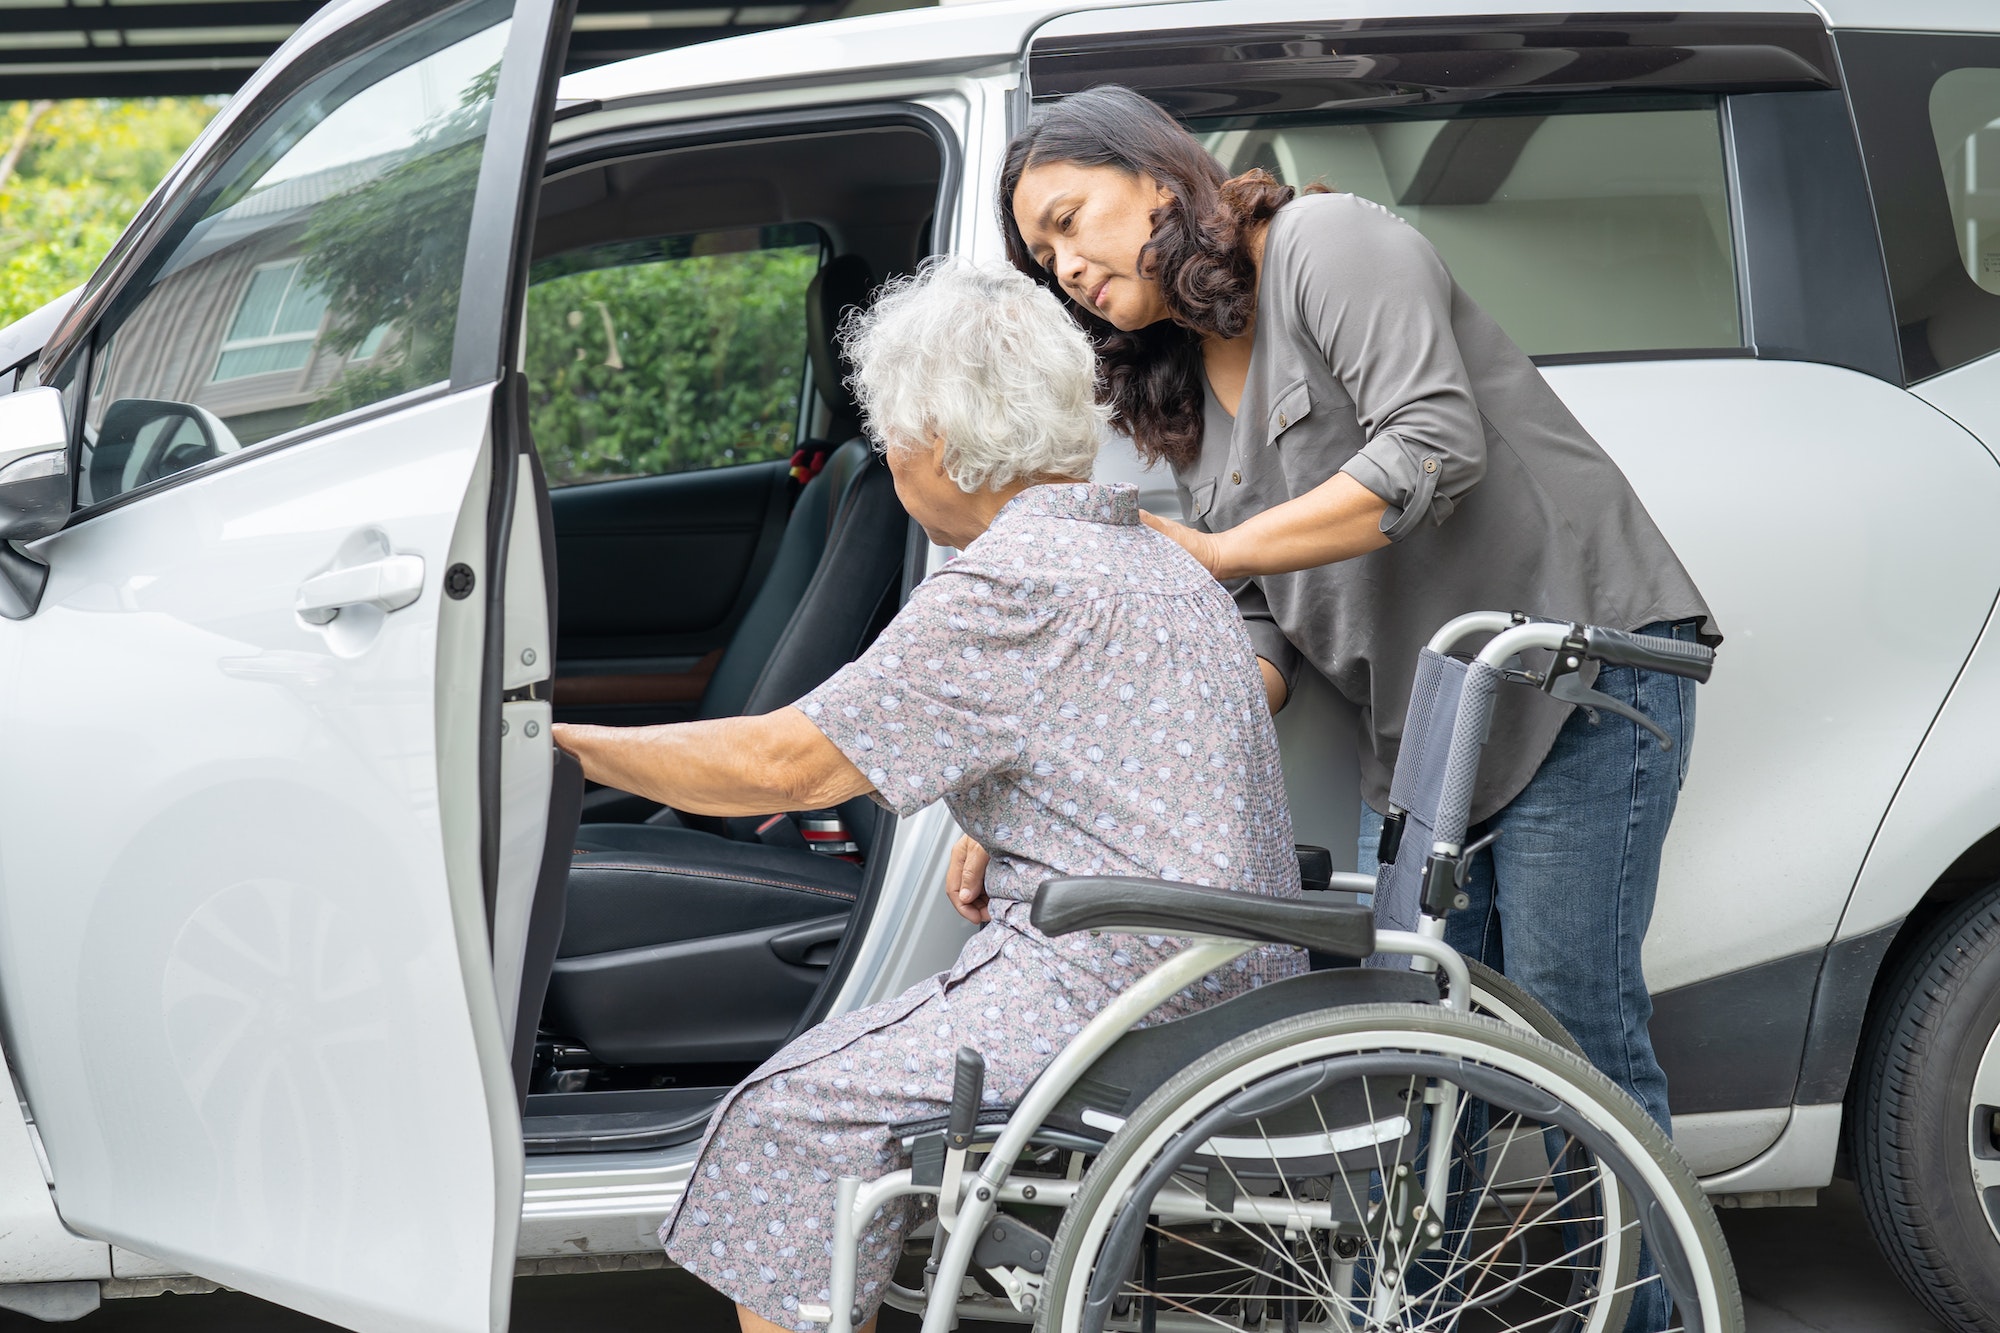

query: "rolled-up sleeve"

left=1293, top=197, right=1487, bottom=541
left=1231, top=576, right=1301, bottom=693
left=795, top=571, right=1032, bottom=816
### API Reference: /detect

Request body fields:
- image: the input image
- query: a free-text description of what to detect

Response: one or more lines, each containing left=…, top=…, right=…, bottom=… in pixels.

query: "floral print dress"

left=659, top=482, right=1303, bottom=1328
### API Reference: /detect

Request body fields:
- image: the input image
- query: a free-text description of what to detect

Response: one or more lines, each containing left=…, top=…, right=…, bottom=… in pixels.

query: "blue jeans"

left=1358, top=620, right=1699, bottom=1332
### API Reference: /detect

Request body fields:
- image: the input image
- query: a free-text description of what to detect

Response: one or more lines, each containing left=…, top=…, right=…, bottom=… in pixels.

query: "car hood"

left=0, top=289, right=79, bottom=374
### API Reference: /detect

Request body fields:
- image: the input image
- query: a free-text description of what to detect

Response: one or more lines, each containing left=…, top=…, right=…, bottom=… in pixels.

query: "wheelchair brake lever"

left=1548, top=674, right=1673, bottom=751
left=1455, top=829, right=1501, bottom=887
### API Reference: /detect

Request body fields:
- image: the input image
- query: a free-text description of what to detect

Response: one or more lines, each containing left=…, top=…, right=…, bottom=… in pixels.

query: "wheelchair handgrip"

left=947, top=1047, right=984, bottom=1149
left=1581, top=626, right=1714, bottom=683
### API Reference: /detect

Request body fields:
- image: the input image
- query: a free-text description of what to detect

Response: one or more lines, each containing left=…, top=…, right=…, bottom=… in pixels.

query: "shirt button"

left=1277, top=413, right=1289, bottom=430
left=1232, top=471, right=1242, bottom=485
left=1423, top=458, right=1439, bottom=474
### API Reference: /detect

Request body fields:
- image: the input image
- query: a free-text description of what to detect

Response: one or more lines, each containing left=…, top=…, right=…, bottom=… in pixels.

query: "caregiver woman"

left=1002, top=86, right=1717, bottom=1158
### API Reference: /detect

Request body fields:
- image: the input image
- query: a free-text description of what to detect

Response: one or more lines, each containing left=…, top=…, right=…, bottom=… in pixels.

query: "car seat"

left=690, top=252, right=878, bottom=723
left=544, top=255, right=913, bottom=1069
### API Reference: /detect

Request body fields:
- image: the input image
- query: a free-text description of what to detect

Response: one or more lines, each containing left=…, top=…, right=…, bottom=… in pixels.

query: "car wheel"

left=1851, top=887, right=2000, bottom=1332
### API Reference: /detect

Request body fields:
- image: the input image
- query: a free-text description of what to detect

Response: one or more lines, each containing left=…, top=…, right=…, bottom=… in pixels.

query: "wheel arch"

left=1809, top=856, right=2000, bottom=1119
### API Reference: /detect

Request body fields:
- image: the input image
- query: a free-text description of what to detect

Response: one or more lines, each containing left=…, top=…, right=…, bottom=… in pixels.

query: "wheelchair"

left=802, top=613, right=1740, bottom=1333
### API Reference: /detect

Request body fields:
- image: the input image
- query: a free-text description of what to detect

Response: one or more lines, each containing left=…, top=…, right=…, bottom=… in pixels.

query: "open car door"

left=0, top=1, right=573, bottom=1328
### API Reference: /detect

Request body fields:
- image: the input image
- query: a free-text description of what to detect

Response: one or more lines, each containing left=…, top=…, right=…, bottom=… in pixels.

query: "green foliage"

left=524, top=240, right=819, bottom=486
left=0, top=98, right=218, bottom=327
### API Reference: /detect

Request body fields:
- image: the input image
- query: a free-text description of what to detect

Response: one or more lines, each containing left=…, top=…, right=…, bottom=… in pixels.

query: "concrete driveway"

left=0, top=1179, right=1943, bottom=1333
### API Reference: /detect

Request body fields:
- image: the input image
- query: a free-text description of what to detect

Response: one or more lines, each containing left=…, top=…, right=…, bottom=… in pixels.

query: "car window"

left=75, top=0, right=511, bottom=509
left=524, top=225, right=823, bottom=487
left=1201, top=102, right=1740, bottom=359
left=1932, top=68, right=2000, bottom=296
left=1841, top=32, right=2000, bottom=380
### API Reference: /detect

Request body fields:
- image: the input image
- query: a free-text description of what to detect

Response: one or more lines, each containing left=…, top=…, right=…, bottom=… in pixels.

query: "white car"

left=0, top=0, right=1995, bottom=1327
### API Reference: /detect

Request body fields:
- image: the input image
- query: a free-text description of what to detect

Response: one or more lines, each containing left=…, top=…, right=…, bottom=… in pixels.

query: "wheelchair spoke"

left=1099, top=1090, right=1633, bottom=1333
left=1405, top=1201, right=1634, bottom=1333
left=1247, top=1107, right=1342, bottom=1301
left=1405, top=1114, right=1620, bottom=1328
left=1045, top=1009, right=1729, bottom=1333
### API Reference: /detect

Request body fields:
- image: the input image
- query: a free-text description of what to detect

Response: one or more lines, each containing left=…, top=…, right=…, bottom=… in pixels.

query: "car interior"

left=516, top=119, right=946, bottom=1153
left=1202, top=104, right=1740, bottom=358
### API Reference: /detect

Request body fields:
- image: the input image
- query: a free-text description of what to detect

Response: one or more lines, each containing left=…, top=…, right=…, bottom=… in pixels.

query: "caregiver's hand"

left=946, top=833, right=992, bottom=925
left=1141, top=472, right=1391, bottom=582
left=1140, top=510, right=1226, bottom=578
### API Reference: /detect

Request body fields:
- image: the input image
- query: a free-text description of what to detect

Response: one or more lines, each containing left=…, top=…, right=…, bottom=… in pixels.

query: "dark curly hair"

left=1000, top=85, right=1314, bottom=471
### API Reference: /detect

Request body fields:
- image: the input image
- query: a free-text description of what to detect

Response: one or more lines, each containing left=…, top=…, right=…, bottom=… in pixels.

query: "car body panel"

left=0, top=386, right=516, bottom=1331
left=1840, top=591, right=2000, bottom=933
left=1809, top=1, right=2000, bottom=32
left=1835, top=353, right=2000, bottom=942
left=1541, top=357, right=2000, bottom=987
left=555, top=0, right=1103, bottom=110
left=0, top=1069, right=110, bottom=1283
left=0, top=294, right=75, bottom=379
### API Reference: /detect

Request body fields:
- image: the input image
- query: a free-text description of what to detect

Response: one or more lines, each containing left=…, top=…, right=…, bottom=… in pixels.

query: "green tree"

left=0, top=98, right=217, bottom=327
left=524, top=241, right=820, bottom=486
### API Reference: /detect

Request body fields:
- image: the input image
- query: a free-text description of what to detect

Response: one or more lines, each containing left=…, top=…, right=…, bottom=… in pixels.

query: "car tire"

left=1851, top=886, right=2000, bottom=1333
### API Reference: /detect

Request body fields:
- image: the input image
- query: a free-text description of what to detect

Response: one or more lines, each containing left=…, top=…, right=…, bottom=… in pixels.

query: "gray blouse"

left=1177, top=192, right=1716, bottom=823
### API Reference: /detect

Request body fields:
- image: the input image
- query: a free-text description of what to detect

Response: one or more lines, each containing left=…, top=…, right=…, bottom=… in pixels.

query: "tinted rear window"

left=1200, top=100, right=1740, bottom=359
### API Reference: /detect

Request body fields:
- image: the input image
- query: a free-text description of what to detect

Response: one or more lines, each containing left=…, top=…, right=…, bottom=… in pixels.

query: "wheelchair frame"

left=797, top=614, right=1715, bottom=1333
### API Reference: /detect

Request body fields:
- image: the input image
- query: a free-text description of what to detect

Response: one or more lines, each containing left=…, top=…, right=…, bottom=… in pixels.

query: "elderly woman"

left=551, top=258, right=1303, bottom=1333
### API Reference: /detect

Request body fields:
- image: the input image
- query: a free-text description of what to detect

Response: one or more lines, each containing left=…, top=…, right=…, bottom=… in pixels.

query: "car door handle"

left=768, top=915, right=848, bottom=967
left=297, top=554, right=426, bottom=624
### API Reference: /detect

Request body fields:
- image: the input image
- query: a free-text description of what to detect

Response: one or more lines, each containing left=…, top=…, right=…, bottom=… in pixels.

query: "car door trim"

left=539, top=100, right=964, bottom=260
left=1721, top=89, right=1903, bottom=384
left=452, top=0, right=577, bottom=390
left=1027, top=11, right=1840, bottom=116
left=52, top=380, right=458, bottom=531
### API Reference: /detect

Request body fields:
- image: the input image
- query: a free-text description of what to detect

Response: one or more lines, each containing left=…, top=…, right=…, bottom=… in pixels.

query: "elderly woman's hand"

left=946, top=834, right=992, bottom=924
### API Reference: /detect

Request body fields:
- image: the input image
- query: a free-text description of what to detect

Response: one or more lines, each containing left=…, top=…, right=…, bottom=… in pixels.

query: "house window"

left=211, top=259, right=332, bottom=382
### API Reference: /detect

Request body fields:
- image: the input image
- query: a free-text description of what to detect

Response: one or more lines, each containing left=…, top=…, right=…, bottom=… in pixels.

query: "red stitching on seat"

left=570, top=861, right=859, bottom=902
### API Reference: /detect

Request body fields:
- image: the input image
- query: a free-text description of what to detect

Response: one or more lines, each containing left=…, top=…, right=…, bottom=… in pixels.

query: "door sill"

left=522, top=1087, right=727, bottom=1155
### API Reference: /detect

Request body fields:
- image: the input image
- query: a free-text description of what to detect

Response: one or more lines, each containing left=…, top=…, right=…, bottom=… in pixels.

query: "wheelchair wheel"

left=1035, top=1003, right=1738, bottom=1333
left=1465, top=956, right=1584, bottom=1054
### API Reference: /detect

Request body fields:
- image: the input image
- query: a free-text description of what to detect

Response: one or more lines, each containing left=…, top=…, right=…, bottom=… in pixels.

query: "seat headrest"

left=806, top=254, right=876, bottom=433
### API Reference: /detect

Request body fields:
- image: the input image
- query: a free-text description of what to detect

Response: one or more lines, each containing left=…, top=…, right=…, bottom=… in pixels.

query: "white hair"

left=841, top=257, right=1110, bottom=492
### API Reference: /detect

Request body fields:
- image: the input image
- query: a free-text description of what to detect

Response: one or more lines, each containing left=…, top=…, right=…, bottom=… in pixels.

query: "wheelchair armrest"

left=1029, top=877, right=1375, bottom=961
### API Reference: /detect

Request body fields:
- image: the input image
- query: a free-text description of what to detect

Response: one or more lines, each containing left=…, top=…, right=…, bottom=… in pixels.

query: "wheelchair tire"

left=1464, top=956, right=1585, bottom=1055
left=1036, top=1003, right=1739, bottom=1333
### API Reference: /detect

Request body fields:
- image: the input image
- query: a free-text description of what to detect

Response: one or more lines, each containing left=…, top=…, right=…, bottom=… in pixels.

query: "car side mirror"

left=0, top=386, right=70, bottom=542
left=0, top=386, right=71, bottom=620
left=90, top=396, right=240, bottom=501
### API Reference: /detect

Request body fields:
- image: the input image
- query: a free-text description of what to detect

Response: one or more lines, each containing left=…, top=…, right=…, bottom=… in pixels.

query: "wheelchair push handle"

left=1579, top=625, right=1714, bottom=683
left=1442, top=612, right=1714, bottom=684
